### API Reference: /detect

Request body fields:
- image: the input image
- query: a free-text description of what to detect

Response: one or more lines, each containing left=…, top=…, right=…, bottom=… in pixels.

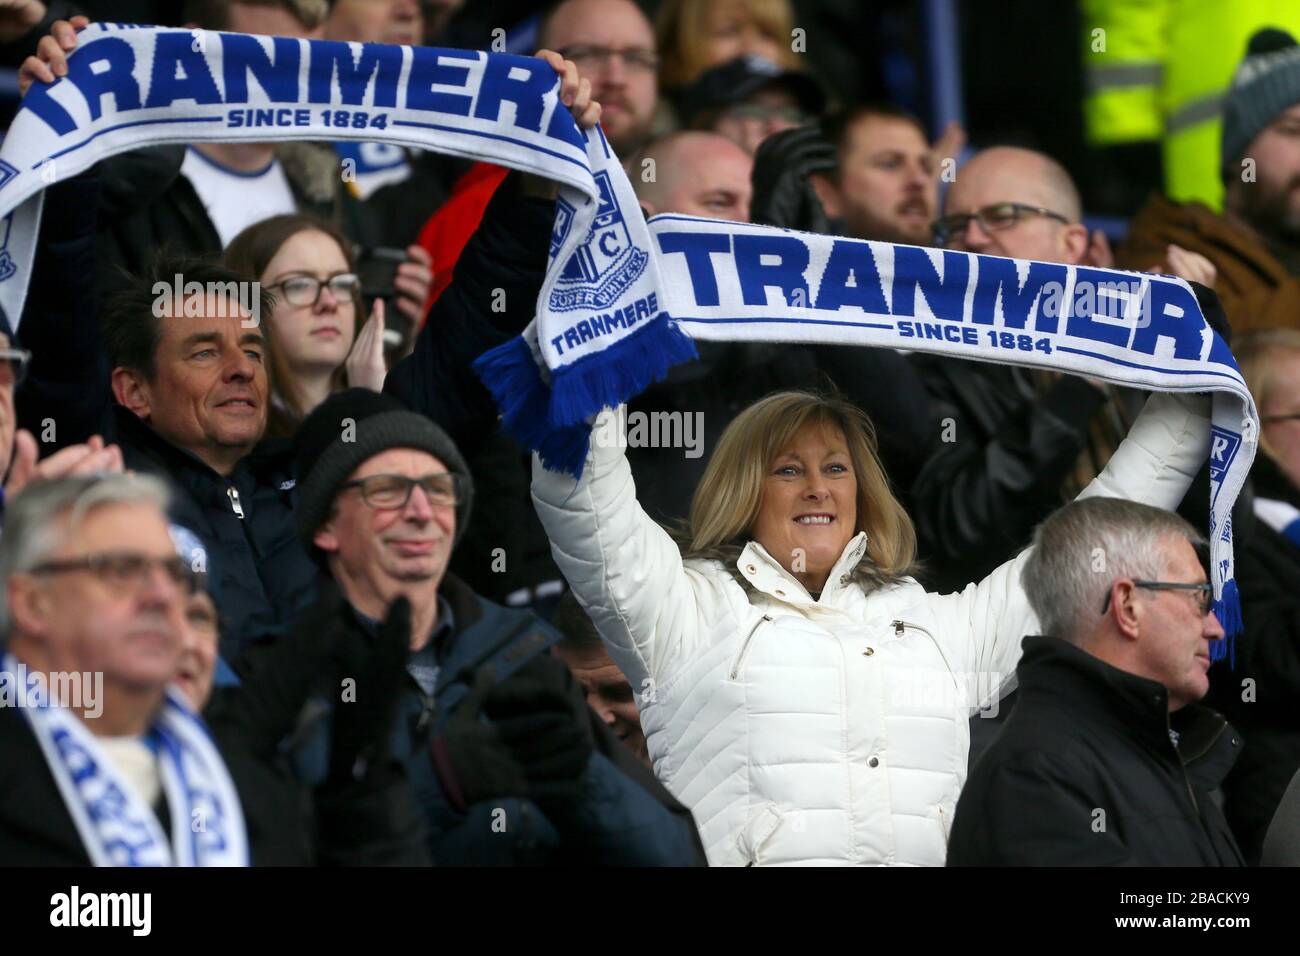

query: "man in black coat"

left=948, top=496, right=1244, bottom=866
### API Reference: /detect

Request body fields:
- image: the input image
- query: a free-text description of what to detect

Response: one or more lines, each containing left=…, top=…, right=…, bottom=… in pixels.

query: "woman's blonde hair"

left=680, top=390, right=917, bottom=590
left=655, top=0, right=801, bottom=90
left=1237, top=327, right=1300, bottom=460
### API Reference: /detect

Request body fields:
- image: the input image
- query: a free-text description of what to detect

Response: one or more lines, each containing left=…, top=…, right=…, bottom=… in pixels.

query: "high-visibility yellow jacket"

left=1083, top=0, right=1300, bottom=210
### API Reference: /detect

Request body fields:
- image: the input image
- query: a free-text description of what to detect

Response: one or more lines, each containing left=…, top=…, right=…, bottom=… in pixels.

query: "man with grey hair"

left=0, top=474, right=248, bottom=865
left=946, top=496, right=1244, bottom=866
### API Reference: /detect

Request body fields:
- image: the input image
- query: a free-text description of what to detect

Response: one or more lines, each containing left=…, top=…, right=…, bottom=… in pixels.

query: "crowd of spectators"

left=0, top=0, right=1298, bottom=868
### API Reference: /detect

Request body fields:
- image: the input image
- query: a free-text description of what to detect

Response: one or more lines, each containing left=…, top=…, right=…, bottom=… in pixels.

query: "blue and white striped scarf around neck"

left=0, top=25, right=1256, bottom=647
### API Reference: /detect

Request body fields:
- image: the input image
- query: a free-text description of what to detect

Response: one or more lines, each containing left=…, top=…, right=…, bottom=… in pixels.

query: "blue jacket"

left=390, top=574, right=705, bottom=866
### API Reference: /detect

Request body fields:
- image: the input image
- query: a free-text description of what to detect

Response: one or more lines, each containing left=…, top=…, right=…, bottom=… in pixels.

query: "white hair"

left=1021, top=497, right=1204, bottom=644
left=0, top=473, right=171, bottom=630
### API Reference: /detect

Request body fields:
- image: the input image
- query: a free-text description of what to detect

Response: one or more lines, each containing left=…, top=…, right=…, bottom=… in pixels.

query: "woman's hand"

left=17, top=14, right=87, bottom=95
left=393, top=244, right=433, bottom=326
left=345, top=298, right=387, bottom=392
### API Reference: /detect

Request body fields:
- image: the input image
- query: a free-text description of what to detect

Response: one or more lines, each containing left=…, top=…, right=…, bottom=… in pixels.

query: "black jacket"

left=1205, top=452, right=1300, bottom=862
left=948, top=635, right=1245, bottom=866
left=110, top=405, right=318, bottom=664
left=909, top=356, right=1112, bottom=593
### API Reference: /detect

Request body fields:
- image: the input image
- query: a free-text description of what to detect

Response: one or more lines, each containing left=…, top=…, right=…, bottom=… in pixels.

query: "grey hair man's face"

left=1128, top=535, right=1224, bottom=711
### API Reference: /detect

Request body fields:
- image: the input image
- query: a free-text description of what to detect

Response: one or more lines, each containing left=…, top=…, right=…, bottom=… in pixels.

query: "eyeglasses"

left=267, top=273, right=361, bottom=308
left=340, top=473, right=462, bottom=510
left=1101, top=580, right=1215, bottom=616
left=933, top=202, right=1071, bottom=246
left=555, top=45, right=660, bottom=74
left=30, top=552, right=203, bottom=596
left=0, top=346, right=32, bottom=388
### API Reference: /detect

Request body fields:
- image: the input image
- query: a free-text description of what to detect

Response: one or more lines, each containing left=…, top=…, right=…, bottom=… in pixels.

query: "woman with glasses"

left=225, top=215, right=416, bottom=438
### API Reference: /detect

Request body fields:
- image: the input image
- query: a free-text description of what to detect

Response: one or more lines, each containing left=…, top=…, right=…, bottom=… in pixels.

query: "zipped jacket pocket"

left=729, top=614, right=773, bottom=681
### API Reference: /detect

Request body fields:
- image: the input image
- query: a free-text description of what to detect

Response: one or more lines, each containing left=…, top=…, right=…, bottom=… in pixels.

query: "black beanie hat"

left=293, top=389, right=474, bottom=550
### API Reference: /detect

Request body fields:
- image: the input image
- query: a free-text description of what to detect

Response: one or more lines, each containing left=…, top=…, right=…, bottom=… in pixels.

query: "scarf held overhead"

left=0, top=25, right=1256, bottom=646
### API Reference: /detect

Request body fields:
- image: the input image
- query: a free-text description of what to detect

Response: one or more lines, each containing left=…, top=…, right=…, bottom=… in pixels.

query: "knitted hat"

left=293, top=389, right=474, bottom=550
left=1221, top=28, right=1300, bottom=178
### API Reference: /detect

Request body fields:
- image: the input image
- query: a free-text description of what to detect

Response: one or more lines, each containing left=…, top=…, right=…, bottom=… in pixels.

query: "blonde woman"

left=656, top=0, right=801, bottom=90
left=532, top=388, right=1210, bottom=865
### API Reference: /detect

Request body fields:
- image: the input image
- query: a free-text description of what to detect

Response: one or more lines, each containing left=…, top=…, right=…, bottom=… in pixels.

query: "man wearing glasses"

left=0, top=473, right=248, bottom=866
left=947, top=496, right=1244, bottom=866
left=290, top=388, right=705, bottom=865
left=538, top=0, right=660, bottom=156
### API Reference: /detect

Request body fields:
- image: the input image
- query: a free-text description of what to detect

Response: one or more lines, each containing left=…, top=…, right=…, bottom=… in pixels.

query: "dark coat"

left=949, top=635, right=1245, bottom=866
left=1205, top=452, right=1300, bottom=863
left=109, top=406, right=318, bottom=664
left=388, top=574, right=706, bottom=866
left=909, top=355, right=1112, bottom=594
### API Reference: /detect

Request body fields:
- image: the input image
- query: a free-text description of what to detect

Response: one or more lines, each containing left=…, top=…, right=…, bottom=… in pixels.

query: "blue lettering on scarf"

left=406, top=46, right=477, bottom=115
left=145, top=32, right=222, bottom=108
left=221, top=34, right=301, bottom=103
left=971, top=258, right=1067, bottom=330
left=24, top=35, right=140, bottom=135
left=734, top=234, right=809, bottom=307
left=813, top=240, right=887, bottom=313
left=891, top=247, right=969, bottom=323
left=306, top=40, right=403, bottom=106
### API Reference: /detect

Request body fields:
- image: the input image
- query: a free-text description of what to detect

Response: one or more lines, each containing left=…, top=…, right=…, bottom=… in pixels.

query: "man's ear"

left=7, top=576, right=51, bottom=638
left=1061, top=223, right=1090, bottom=265
left=111, top=367, right=152, bottom=421
left=809, top=172, right=842, bottom=218
left=313, top=521, right=341, bottom=557
left=1109, top=579, right=1142, bottom=640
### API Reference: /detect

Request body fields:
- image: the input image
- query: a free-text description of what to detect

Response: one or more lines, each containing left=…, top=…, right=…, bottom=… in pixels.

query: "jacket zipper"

left=729, top=614, right=773, bottom=680
left=937, top=805, right=950, bottom=846
left=227, top=486, right=245, bottom=519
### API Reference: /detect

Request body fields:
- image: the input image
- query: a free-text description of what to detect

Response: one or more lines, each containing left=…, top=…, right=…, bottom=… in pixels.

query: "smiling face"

left=750, top=422, right=858, bottom=594
left=314, top=448, right=457, bottom=616
left=116, top=293, right=268, bottom=476
left=263, top=229, right=358, bottom=379
left=1131, top=536, right=1225, bottom=711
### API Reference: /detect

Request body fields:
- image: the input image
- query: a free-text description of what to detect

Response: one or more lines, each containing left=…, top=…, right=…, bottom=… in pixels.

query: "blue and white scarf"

left=6, top=653, right=248, bottom=866
left=0, top=25, right=1256, bottom=645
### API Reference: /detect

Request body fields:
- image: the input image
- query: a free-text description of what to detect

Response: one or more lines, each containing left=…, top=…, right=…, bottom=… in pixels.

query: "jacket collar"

left=737, top=531, right=869, bottom=605
left=1017, top=635, right=1241, bottom=786
left=113, top=403, right=292, bottom=484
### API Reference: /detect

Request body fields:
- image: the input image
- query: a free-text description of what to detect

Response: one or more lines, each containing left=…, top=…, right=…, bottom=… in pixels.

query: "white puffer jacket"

left=533, top=393, right=1210, bottom=866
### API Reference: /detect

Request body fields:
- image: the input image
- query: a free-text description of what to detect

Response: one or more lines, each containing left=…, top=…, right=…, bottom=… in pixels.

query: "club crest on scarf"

left=550, top=170, right=649, bottom=312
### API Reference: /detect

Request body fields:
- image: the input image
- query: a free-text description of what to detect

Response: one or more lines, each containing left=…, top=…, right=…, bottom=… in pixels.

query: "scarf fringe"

left=473, top=334, right=556, bottom=452
left=547, top=315, right=698, bottom=428
left=1211, top=577, right=1241, bottom=666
